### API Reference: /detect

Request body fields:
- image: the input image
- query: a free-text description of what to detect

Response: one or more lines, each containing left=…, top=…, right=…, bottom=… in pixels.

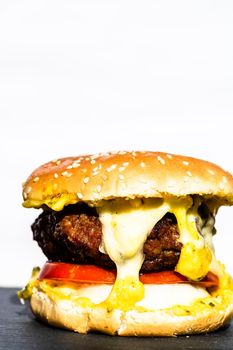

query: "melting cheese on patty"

left=97, top=198, right=170, bottom=309
left=97, top=197, right=214, bottom=310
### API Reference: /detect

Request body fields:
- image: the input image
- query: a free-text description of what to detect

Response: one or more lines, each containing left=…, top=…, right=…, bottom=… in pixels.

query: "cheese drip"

left=97, top=197, right=214, bottom=310
left=97, top=199, right=170, bottom=310
left=170, top=198, right=213, bottom=280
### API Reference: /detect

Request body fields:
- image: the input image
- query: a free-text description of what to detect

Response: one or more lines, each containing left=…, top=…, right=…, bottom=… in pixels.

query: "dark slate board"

left=0, top=288, right=233, bottom=350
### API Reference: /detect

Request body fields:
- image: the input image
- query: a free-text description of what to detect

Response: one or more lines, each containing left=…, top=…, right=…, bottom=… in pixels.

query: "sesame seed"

left=33, top=176, right=39, bottom=183
left=119, top=174, right=124, bottom=180
left=66, top=165, right=73, bottom=170
left=91, top=154, right=100, bottom=160
left=121, top=183, right=127, bottom=190
left=92, top=164, right=102, bottom=171
left=77, top=193, right=83, bottom=199
left=157, top=156, right=166, bottom=165
left=90, top=159, right=96, bottom=165
left=166, top=154, right=173, bottom=159
left=26, top=186, right=32, bottom=194
left=140, top=162, right=145, bottom=168
left=23, top=191, right=27, bottom=199
left=85, top=157, right=90, bottom=161
left=92, top=171, right=99, bottom=176
left=107, top=164, right=117, bottom=172
left=148, top=189, right=155, bottom=195
left=72, top=162, right=80, bottom=168
left=183, top=161, right=189, bottom=166
left=140, top=179, right=147, bottom=184
left=97, top=185, right=102, bottom=193
left=54, top=173, right=59, bottom=179
left=100, top=152, right=110, bottom=157
left=81, top=168, right=87, bottom=173
left=119, top=167, right=125, bottom=172
left=62, top=171, right=72, bottom=177
left=92, top=193, right=99, bottom=199
left=222, top=176, right=227, bottom=183
left=52, top=159, right=61, bottom=165
left=208, top=169, right=215, bottom=175
left=122, top=162, right=129, bottom=167
left=131, top=151, right=137, bottom=157
left=118, top=151, right=127, bottom=155
left=102, top=174, right=108, bottom=181
left=220, top=182, right=224, bottom=190
left=186, top=171, right=192, bottom=177
left=167, top=180, right=176, bottom=188
left=83, top=177, right=89, bottom=184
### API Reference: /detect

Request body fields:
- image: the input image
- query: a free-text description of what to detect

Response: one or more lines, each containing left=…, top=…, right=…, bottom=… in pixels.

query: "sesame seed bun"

left=23, top=151, right=233, bottom=210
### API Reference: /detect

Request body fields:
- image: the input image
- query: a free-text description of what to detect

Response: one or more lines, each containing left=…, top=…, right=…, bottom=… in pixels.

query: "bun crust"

left=30, top=284, right=233, bottom=336
left=23, top=151, right=233, bottom=210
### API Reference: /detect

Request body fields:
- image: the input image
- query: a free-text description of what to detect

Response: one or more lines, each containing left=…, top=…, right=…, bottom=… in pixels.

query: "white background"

left=0, top=1, right=233, bottom=286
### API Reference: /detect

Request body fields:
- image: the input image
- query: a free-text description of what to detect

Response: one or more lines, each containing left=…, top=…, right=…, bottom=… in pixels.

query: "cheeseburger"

left=18, top=151, right=233, bottom=336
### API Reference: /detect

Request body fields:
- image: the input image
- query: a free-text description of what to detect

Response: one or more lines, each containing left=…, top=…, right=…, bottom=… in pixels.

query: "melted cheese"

left=97, top=199, right=169, bottom=278
left=97, top=197, right=214, bottom=309
left=170, top=198, right=212, bottom=280
left=23, top=194, right=78, bottom=211
left=37, top=281, right=209, bottom=310
left=97, top=198, right=170, bottom=309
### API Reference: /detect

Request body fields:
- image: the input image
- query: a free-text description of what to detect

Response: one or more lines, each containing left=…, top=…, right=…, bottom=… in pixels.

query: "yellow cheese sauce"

left=95, top=197, right=215, bottom=309
left=168, top=198, right=212, bottom=280
left=23, top=194, right=78, bottom=211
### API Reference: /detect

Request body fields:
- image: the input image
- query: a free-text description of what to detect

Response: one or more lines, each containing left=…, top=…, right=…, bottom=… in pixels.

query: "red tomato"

left=38, top=262, right=218, bottom=287
left=39, top=262, right=116, bottom=284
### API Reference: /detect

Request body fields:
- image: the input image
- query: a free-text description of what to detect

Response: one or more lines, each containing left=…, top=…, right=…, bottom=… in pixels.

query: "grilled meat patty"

left=32, top=203, right=182, bottom=272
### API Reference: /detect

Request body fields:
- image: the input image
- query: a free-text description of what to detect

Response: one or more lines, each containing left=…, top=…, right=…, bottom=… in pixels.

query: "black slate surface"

left=0, top=288, right=233, bottom=350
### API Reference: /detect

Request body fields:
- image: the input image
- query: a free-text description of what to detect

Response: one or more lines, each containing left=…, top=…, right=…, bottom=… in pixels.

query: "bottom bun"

left=30, top=281, right=233, bottom=336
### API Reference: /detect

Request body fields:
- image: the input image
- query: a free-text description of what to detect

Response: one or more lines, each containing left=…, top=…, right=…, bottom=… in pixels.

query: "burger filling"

left=32, top=197, right=215, bottom=278
left=29, top=196, right=219, bottom=309
left=18, top=195, right=233, bottom=316
left=32, top=202, right=182, bottom=273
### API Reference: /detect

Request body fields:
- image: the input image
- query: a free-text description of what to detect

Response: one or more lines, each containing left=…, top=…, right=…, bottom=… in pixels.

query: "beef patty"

left=32, top=203, right=182, bottom=272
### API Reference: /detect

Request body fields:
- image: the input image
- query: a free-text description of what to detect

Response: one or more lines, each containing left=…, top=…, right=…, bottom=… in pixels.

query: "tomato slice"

left=39, top=262, right=219, bottom=287
left=39, top=263, right=116, bottom=284
left=140, top=270, right=218, bottom=287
